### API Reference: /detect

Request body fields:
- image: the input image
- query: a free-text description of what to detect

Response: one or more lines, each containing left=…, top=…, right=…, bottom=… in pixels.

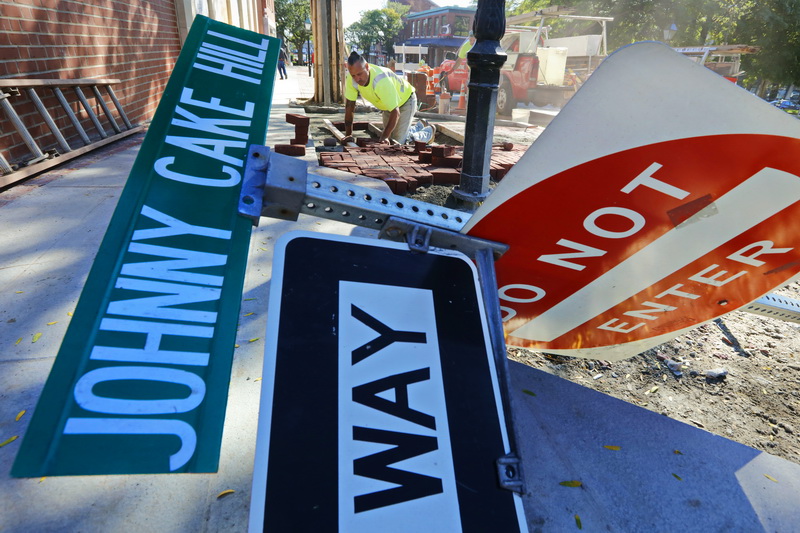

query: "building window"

left=454, top=16, right=470, bottom=37
left=435, top=17, right=440, bottom=36
left=412, top=20, right=417, bottom=37
left=422, top=18, right=428, bottom=36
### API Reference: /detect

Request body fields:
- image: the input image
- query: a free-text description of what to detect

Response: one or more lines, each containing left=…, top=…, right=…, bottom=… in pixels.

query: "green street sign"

left=12, top=16, right=278, bottom=476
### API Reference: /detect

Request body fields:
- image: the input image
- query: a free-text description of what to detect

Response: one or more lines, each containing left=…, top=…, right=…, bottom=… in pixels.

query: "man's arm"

left=344, top=99, right=356, bottom=137
left=380, top=108, right=400, bottom=143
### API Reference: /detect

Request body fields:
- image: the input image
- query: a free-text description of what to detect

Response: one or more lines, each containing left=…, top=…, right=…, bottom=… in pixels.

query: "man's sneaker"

left=410, top=124, right=436, bottom=144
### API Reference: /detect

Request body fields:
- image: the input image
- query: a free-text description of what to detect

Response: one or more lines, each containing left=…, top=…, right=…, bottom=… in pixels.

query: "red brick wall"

left=0, top=0, right=182, bottom=166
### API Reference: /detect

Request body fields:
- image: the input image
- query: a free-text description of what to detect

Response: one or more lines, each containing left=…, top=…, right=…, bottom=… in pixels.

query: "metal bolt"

left=385, top=227, right=402, bottom=238
left=718, top=299, right=729, bottom=306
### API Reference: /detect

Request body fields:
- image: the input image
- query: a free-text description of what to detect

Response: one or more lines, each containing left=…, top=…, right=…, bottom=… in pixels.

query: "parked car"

left=770, top=99, right=800, bottom=113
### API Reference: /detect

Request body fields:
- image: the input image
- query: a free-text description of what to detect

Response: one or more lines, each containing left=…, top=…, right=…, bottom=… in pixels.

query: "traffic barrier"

left=457, top=81, right=467, bottom=111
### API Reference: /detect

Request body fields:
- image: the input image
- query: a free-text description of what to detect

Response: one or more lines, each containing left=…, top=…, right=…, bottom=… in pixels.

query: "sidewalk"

left=3, top=63, right=800, bottom=532
left=0, top=64, right=371, bottom=533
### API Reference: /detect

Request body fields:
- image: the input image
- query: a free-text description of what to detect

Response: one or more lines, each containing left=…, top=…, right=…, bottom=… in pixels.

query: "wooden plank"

left=322, top=118, right=358, bottom=147
left=434, top=123, right=465, bottom=143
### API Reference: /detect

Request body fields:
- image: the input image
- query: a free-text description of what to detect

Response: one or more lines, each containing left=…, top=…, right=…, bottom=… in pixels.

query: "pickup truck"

left=439, top=11, right=612, bottom=115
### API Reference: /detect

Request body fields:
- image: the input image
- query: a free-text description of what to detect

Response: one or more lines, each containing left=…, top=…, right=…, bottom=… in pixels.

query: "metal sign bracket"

left=240, top=146, right=525, bottom=494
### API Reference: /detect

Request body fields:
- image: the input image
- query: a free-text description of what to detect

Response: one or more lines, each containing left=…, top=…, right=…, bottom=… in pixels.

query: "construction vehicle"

left=439, top=7, right=612, bottom=115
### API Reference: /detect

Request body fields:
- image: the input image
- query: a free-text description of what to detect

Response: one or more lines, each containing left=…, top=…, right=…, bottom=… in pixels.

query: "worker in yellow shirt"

left=342, top=52, right=418, bottom=144
left=454, top=31, right=476, bottom=71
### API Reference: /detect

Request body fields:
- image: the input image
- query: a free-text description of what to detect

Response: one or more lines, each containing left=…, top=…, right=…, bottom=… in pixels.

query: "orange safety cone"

left=456, top=81, right=467, bottom=111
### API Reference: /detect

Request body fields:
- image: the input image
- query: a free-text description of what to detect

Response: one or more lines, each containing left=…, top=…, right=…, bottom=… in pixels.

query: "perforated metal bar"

left=741, top=293, right=800, bottom=324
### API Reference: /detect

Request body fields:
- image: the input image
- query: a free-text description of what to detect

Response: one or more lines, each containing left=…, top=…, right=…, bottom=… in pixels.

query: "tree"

left=735, top=0, right=800, bottom=87
left=345, top=3, right=406, bottom=57
left=275, top=0, right=312, bottom=63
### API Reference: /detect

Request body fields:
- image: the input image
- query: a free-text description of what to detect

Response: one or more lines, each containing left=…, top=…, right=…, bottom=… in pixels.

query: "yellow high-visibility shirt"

left=457, top=38, right=472, bottom=59
left=345, top=63, right=415, bottom=112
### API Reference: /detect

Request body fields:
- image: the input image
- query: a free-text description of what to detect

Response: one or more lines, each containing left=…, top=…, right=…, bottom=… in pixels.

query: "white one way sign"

left=249, top=232, right=527, bottom=532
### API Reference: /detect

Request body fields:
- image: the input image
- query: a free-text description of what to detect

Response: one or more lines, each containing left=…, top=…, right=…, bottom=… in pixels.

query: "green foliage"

left=275, top=0, right=311, bottom=55
left=503, top=0, right=800, bottom=85
left=345, top=4, right=406, bottom=55
left=735, top=0, right=800, bottom=85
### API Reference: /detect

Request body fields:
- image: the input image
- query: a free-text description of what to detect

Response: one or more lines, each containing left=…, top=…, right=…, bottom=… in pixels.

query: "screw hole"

left=288, top=176, right=295, bottom=181
left=347, top=190, right=355, bottom=196
left=455, top=217, right=463, bottom=223
left=426, top=209, right=434, bottom=216
left=364, top=194, right=372, bottom=201
left=380, top=198, right=388, bottom=205
left=330, top=186, right=338, bottom=193
left=396, top=202, right=404, bottom=208
left=411, top=206, right=419, bottom=212
left=441, top=213, right=448, bottom=219
left=312, top=181, right=321, bottom=188
left=375, top=218, right=383, bottom=224
left=242, top=195, right=255, bottom=205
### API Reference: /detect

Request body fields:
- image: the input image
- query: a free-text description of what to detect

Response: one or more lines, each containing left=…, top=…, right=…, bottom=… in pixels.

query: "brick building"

left=0, top=0, right=267, bottom=171
left=397, top=6, right=476, bottom=67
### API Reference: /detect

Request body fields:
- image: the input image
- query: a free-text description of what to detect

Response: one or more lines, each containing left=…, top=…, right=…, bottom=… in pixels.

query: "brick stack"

left=274, top=113, right=310, bottom=157
left=318, top=144, right=526, bottom=195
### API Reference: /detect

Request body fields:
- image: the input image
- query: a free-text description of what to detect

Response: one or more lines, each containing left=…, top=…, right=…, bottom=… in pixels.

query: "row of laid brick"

left=318, top=144, right=526, bottom=195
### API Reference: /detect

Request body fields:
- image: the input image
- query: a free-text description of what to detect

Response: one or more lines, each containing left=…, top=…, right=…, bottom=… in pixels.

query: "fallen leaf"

left=249, top=338, right=260, bottom=343
left=67, top=311, right=73, bottom=317
left=254, top=377, right=262, bottom=382
left=0, top=435, right=19, bottom=448
left=243, top=312, right=255, bottom=317
left=673, top=449, right=683, bottom=455
left=522, top=389, right=536, bottom=397
left=646, top=386, right=659, bottom=395
left=15, top=338, right=22, bottom=345
left=259, top=247, right=269, bottom=251
left=559, top=480, right=582, bottom=487
left=603, top=445, right=621, bottom=451
left=46, top=321, right=58, bottom=326
left=16, top=410, right=26, bottom=422
left=575, top=514, right=583, bottom=530
left=32, top=332, right=42, bottom=343
left=38, top=477, right=46, bottom=483
left=764, top=474, right=778, bottom=483
left=244, top=297, right=256, bottom=301
left=234, top=344, right=240, bottom=348
left=217, top=489, right=235, bottom=499
left=672, top=473, right=683, bottom=481
left=15, top=291, right=23, bottom=294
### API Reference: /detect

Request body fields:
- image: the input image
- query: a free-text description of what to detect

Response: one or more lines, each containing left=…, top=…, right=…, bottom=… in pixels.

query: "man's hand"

left=377, top=138, right=390, bottom=145
left=341, top=135, right=355, bottom=145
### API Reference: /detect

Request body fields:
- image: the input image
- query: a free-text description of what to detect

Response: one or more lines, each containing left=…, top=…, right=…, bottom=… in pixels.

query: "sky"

left=340, top=0, right=476, bottom=29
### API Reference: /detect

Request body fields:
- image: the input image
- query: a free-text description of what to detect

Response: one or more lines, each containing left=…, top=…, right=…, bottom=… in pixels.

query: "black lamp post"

left=304, top=17, right=313, bottom=77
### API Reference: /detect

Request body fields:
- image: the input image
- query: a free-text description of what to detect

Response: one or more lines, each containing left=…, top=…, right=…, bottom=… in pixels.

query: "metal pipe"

left=105, top=86, right=133, bottom=129
left=74, top=87, right=107, bottom=139
left=91, top=86, right=121, bottom=134
left=0, top=92, right=47, bottom=160
left=474, top=247, right=520, bottom=460
left=53, top=88, right=91, bottom=145
left=26, top=88, right=71, bottom=154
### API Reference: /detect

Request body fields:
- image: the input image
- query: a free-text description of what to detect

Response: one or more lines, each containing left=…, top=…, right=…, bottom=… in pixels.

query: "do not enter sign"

left=466, top=43, right=800, bottom=360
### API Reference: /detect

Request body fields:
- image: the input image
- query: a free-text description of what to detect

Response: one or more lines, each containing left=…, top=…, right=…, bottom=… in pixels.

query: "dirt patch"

left=508, top=286, right=800, bottom=465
